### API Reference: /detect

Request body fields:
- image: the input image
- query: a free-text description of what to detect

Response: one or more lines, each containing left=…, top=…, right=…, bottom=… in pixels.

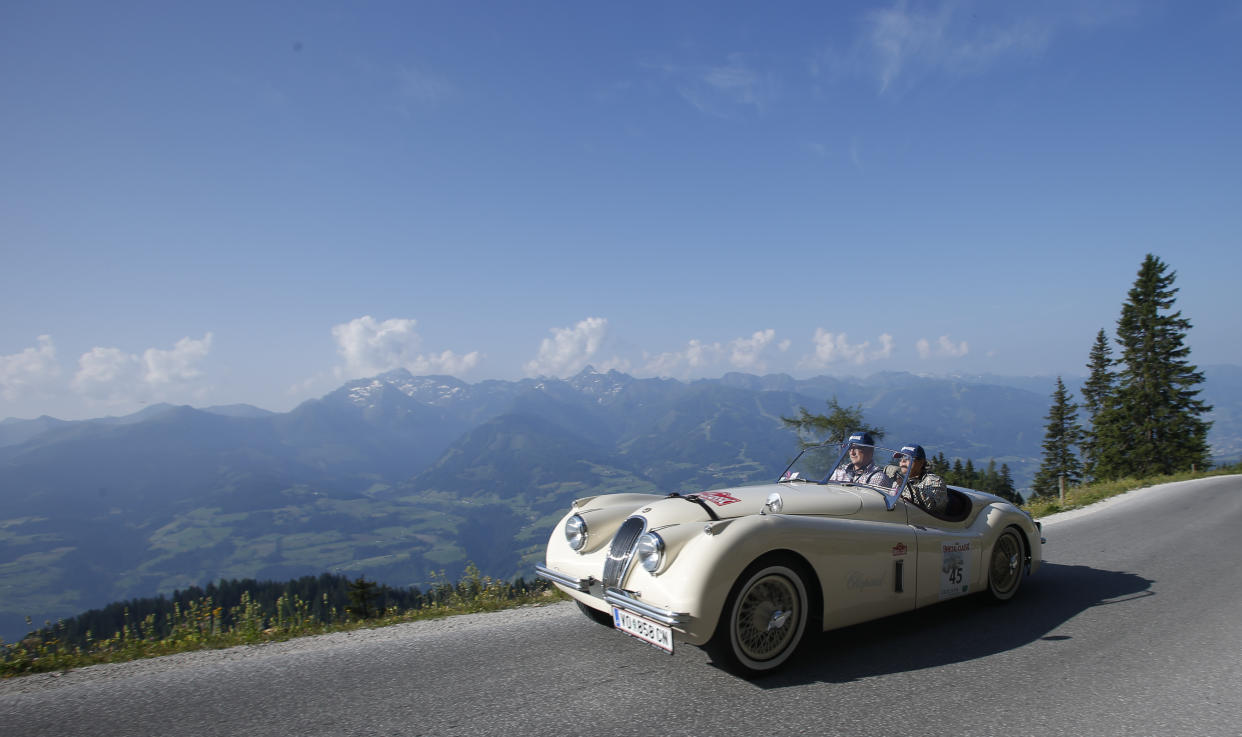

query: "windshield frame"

left=779, top=441, right=912, bottom=510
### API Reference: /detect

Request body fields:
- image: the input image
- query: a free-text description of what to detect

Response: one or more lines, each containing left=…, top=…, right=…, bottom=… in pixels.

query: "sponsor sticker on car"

left=940, top=541, right=972, bottom=599
left=692, top=491, right=742, bottom=506
left=612, top=607, right=674, bottom=653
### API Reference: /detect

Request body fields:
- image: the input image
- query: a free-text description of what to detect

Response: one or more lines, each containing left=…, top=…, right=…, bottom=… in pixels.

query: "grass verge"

left=2, top=567, right=568, bottom=679
left=1021, top=463, right=1241, bottom=518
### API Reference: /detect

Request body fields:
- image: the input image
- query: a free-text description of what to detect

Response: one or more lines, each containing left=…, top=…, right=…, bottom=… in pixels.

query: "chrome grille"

left=603, top=516, right=646, bottom=590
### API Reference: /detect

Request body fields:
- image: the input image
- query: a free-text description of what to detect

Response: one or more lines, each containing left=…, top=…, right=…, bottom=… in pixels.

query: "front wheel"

left=576, top=600, right=615, bottom=627
left=987, top=527, right=1025, bottom=601
left=706, top=556, right=810, bottom=679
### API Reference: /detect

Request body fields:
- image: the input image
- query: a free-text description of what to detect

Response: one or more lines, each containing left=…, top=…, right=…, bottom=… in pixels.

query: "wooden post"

left=1058, top=473, right=1065, bottom=504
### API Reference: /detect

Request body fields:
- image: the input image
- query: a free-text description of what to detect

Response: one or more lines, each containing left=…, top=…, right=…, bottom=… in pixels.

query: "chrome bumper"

left=534, top=563, right=591, bottom=592
left=537, top=564, right=690, bottom=629
left=604, top=587, right=689, bottom=627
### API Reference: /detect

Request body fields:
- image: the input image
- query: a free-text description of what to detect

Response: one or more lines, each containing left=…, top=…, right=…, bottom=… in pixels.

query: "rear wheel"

left=706, top=555, right=810, bottom=679
left=987, top=528, right=1025, bottom=601
left=576, top=600, right=614, bottom=627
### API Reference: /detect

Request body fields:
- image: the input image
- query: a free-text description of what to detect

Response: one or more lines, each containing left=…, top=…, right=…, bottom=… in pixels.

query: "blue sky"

left=2, top=1, right=1240, bottom=420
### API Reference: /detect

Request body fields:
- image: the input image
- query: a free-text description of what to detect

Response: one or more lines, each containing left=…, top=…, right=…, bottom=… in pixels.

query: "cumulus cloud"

left=728, top=329, right=783, bottom=371
left=643, top=329, right=787, bottom=378
left=143, top=334, right=213, bottom=384
left=0, top=335, right=61, bottom=401
left=332, top=316, right=480, bottom=379
left=524, top=317, right=609, bottom=377
left=916, top=335, right=969, bottom=359
left=407, top=349, right=482, bottom=376
left=71, top=333, right=214, bottom=402
left=799, top=329, right=894, bottom=370
left=72, top=347, right=142, bottom=400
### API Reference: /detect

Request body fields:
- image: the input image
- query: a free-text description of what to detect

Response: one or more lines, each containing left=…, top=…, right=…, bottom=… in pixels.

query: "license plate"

left=612, top=607, right=674, bottom=653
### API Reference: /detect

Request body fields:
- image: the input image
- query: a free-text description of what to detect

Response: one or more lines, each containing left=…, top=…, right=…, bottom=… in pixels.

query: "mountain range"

left=2, top=365, right=1239, bottom=642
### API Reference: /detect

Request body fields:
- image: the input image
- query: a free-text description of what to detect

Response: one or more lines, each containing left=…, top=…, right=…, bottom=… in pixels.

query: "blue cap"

left=848, top=431, right=875, bottom=446
left=899, top=444, right=926, bottom=460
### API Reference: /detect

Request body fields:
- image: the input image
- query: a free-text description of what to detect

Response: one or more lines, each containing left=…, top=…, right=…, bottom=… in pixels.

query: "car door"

left=906, top=502, right=985, bottom=608
left=809, top=515, right=919, bottom=631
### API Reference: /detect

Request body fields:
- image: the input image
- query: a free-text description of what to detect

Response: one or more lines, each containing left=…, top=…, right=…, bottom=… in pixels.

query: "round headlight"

left=636, top=531, right=665, bottom=573
left=564, top=514, right=588, bottom=551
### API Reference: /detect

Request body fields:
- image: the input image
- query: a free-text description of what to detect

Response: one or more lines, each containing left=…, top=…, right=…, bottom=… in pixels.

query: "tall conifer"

left=1080, top=328, right=1114, bottom=480
left=999, top=463, right=1019, bottom=503
left=1092, top=255, right=1212, bottom=478
left=1032, top=376, right=1085, bottom=497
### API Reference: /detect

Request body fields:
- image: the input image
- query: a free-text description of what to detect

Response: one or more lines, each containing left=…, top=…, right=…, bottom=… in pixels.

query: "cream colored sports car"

left=535, top=436, right=1044, bottom=678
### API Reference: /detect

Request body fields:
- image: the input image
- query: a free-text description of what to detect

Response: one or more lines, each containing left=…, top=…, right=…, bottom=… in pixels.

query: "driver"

left=893, top=444, right=948, bottom=515
left=829, top=432, right=891, bottom=486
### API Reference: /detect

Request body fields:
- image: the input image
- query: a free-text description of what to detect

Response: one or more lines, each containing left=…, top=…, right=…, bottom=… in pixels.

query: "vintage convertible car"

left=535, top=434, right=1044, bottom=677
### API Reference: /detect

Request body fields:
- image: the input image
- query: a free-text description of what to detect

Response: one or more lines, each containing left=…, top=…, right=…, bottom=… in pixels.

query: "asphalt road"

left=3, top=476, right=1241, bottom=737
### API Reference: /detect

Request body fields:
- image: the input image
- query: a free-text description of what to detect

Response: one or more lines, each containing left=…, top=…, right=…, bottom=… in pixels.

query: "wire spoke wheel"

left=708, top=556, right=811, bottom=678
left=988, top=528, right=1024, bottom=601
left=734, top=574, right=799, bottom=661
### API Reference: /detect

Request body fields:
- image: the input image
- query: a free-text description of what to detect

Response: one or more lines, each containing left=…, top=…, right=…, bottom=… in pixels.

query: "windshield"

left=780, top=442, right=911, bottom=507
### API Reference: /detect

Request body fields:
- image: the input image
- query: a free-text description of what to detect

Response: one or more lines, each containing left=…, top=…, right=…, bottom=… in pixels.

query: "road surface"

left=3, top=476, right=1240, bottom=736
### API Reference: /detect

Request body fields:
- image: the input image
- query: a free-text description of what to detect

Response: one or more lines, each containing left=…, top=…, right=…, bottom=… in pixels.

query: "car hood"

left=632, top=481, right=868, bottom=526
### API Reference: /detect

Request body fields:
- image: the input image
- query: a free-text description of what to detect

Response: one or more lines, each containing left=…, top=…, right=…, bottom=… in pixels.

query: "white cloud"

left=143, top=334, right=213, bottom=384
left=917, top=335, right=969, bottom=359
left=71, top=333, right=214, bottom=402
left=651, top=53, right=776, bottom=116
left=643, top=339, right=712, bottom=377
left=407, top=349, right=482, bottom=376
left=728, top=329, right=780, bottom=371
left=72, top=347, right=142, bottom=400
left=815, top=1, right=1108, bottom=95
left=0, top=335, right=61, bottom=401
left=525, top=317, right=609, bottom=378
left=800, top=329, right=894, bottom=369
left=938, top=335, right=969, bottom=357
left=643, top=329, right=785, bottom=378
left=332, top=316, right=480, bottom=379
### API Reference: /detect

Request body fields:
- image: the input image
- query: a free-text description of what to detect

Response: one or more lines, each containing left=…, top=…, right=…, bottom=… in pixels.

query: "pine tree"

left=981, top=459, right=999, bottom=494
left=999, top=463, right=1020, bottom=504
left=1032, top=376, right=1085, bottom=497
left=781, top=396, right=884, bottom=448
left=1080, top=328, right=1115, bottom=480
left=347, top=576, right=379, bottom=620
left=1092, top=255, right=1213, bottom=478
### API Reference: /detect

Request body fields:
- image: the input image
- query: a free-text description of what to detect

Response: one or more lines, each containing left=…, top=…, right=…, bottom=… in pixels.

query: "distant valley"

left=3, top=365, right=1239, bottom=642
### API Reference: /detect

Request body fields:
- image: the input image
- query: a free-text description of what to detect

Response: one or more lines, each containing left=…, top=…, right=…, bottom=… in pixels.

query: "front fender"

left=625, top=512, right=897, bottom=645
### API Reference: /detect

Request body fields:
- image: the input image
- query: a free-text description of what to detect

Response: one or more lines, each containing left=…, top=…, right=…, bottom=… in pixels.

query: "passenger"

left=894, top=444, right=948, bottom=515
left=829, top=432, right=891, bottom=486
